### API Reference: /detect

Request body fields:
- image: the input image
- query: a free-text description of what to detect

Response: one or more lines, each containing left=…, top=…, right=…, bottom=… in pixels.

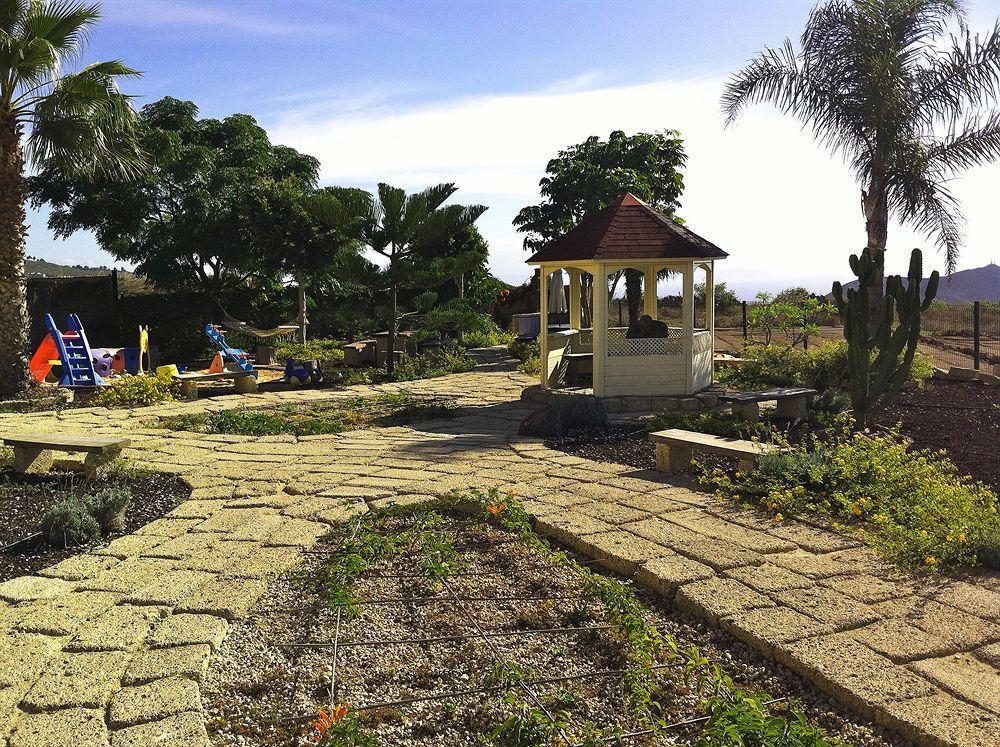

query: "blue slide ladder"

left=45, top=313, right=105, bottom=387
left=204, top=324, right=254, bottom=373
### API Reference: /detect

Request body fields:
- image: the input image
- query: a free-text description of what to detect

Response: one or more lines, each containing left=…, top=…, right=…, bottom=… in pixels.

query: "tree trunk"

left=295, top=272, right=308, bottom=344
left=624, top=269, right=643, bottom=325
left=386, top=256, right=397, bottom=376
left=0, top=119, right=29, bottom=396
left=862, top=183, right=888, bottom=333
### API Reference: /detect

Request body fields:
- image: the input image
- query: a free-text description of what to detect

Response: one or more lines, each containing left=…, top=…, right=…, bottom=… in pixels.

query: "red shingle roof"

left=527, top=193, right=729, bottom=263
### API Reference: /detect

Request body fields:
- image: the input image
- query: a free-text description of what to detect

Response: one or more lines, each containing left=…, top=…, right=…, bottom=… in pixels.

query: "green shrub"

left=508, top=339, right=541, bottom=376
left=91, top=373, right=174, bottom=408
left=390, top=345, right=475, bottom=382
left=508, top=338, right=539, bottom=362
left=83, top=488, right=133, bottom=533
left=41, top=498, right=101, bottom=547
left=718, top=342, right=932, bottom=393
left=275, top=338, right=345, bottom=364
left=460, top=322, right=515, bottom=349
left=703, top=428, right=1000, bottom=569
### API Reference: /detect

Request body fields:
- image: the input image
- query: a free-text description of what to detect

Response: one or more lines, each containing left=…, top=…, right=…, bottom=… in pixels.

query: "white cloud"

left=102, top=0, right=353, bottom=37
left=269, top=75, right=1000, bottom=299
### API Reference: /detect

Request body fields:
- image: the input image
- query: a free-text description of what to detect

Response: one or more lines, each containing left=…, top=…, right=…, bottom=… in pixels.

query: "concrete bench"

left=649, top=428, right=782, bottom=474
left=3, top=434, right=130, bottom=478
left=173, top=370, right=258, bottom=399
left=718, top=387, right=817, bottom=420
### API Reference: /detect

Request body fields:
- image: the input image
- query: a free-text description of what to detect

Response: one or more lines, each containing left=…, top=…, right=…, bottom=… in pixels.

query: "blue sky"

left=27, top=0, right=1000, bottom=298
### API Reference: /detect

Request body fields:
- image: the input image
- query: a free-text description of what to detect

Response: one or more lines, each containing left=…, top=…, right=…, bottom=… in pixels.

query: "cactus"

left=831, top=247, right=938, bottom=424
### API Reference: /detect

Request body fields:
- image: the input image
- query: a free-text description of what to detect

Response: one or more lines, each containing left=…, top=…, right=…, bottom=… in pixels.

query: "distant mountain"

left=837, top=262, right=1000, bottom=304
left=25, top=257, right=121, bottom=278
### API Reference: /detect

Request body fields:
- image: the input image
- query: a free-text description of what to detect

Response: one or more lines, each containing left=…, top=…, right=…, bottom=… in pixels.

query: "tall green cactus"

left=832, top=247, right=938, bottom=424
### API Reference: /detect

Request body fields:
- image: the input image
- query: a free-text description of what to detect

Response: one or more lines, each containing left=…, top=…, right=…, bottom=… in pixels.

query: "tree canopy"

left=29, top=96, right=334, bottom=299
left=513, top=130, right=687, bottom=252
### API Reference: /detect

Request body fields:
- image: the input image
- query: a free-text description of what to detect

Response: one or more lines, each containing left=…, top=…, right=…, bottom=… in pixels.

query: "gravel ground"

left=0, top=468, right=191, bottom=582
left=203, top=510, right=904, bottom=746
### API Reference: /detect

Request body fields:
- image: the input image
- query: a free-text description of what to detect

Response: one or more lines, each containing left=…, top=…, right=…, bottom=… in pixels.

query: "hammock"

left=219, top=307, right=300, bottom=341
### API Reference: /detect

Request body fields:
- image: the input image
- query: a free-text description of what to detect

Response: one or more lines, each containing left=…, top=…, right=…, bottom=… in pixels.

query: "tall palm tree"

left=0, top=0, right=141, bottom=395
left=722, top=0, right=1000, bottom=325
left=309, top=183, right=485, bottom=375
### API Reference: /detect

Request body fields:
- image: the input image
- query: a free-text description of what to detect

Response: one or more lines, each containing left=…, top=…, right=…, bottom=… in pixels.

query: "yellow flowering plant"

left=700, top=426, right=999, bottom=569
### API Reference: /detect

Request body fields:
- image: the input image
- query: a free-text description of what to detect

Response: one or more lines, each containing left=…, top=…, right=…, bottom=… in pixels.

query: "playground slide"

left=204, top=324, right=254, bottom=373
left=45, top=313, right=105, bottom=387
left=29, top=334, right=59, bottom=383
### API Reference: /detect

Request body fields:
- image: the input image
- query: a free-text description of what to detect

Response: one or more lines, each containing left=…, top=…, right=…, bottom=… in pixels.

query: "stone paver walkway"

left=0, top=349, right=997, bottom=746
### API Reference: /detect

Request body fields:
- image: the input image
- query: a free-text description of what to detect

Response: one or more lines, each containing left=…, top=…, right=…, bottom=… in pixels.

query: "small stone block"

left=148, top=613, right=229, bottom=650
left=108, top=677, right=201, bottom=727
left=7, top=708, right=108, bottom=747
left=123, top=643, right=212, bottom=684
left=109, top=711, right=208, bottom=747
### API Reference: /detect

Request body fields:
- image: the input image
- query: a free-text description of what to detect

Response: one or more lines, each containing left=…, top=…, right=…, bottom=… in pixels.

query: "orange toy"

left=208, top=353, right=225, bottom=373
left=29, top=334, right=60, bottom=383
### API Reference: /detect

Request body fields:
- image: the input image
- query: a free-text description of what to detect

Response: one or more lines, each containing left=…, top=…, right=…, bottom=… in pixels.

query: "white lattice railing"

left=607, top=327, right=683, bottom=357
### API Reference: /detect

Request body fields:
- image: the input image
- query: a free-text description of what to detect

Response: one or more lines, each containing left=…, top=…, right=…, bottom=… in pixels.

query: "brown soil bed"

left=550, top=379, right=999, bottom=492
left=203, top=506, right=899, bottom=746
left=871, top=379, right=1000, bottom=493
left=0, top=468, right=191, bottom=582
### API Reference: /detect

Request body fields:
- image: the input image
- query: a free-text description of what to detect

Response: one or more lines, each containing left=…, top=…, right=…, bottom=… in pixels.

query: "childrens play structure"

left=43, top=313, right=104, bottom=387
left=205, top=324, right=254, bottom=373
left=31, top=319, right=152, bottom=385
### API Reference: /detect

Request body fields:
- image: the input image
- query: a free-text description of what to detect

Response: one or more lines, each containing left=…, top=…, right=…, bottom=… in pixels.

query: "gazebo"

left=526, top=193, right=729, bottom=398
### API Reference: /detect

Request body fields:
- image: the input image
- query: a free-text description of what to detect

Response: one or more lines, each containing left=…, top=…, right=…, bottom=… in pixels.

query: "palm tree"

left=308, top=183, right=485, bottom=375
left=0, top=0, right=142, bottom=395
left=722, top=0, right=1000, bottom=325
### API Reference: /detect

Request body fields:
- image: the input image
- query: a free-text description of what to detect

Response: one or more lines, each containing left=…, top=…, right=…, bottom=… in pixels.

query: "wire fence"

left=723, top=299, right=998, bottom=372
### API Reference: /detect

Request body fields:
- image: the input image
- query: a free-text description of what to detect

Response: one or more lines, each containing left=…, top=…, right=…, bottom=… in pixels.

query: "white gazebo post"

left=592, top=264, right=608, bottom=397
left=568, top=268, right=582, bottom=330
left=538, top=269, right=549, bottom=389
left=682, top=261, right=695, bottom=391
left=704, top=262, right=715, bottom=380
left=643, top=266, right=658, bottom=318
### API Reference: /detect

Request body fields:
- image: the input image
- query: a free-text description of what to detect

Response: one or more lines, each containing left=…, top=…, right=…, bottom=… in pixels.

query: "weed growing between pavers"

left=206, top=491, right=850, bottom=747
left=159, top=391, right=458, bottom=437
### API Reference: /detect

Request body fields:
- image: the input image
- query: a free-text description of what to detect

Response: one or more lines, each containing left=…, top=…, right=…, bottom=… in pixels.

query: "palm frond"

left=412, top=203, right=486, bottom=249
left=26, top=62, right=143, bottom=178
left=22, top=0, right=99, bottom=57
left=928, top=111, right=1000, bottom=172
left=0, top=0, right=27, bottom=33
left=914, top=21, right=1000, bottom=123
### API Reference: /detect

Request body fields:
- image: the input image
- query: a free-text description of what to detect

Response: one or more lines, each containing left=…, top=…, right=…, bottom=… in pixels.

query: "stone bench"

left=3, top=433, right=130, bottom=479
left=649, top=428, right=782, bottom=473
left=173, top=371, right=258, bottom=399
left=718, top=387, right=817, bottom=420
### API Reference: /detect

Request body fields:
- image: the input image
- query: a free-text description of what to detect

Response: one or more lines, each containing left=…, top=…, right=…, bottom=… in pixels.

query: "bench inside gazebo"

left=526, top=193, right=729, bottom=400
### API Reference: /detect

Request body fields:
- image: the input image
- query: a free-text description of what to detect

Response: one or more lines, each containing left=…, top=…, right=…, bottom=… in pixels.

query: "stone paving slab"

left=0, top=354, right=998, bottom=746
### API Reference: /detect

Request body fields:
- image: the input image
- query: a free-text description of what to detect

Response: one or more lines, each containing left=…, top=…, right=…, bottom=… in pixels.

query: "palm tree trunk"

left=386, top=256, right=397, bottom=376
left=295, top=272, right=307, bottom=344
left=0, top=119, right=29, bottom=397
left=863, top=184, right=888, bottom=333
left=624, top=268, right=642, bottom=325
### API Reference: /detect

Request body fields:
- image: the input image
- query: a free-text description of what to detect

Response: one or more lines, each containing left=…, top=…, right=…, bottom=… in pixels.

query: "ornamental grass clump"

left=703, top=428, right=1000, bottom=569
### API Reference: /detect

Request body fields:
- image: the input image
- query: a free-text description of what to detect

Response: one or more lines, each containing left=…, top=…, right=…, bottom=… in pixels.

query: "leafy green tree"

left=307, top=183, right=485, bottom=374
left=0, top=0, right=142, bottom=395
left=30, top=97, right=324, bottom=305
left=722, top=0, right=1000, bottom=326
left=514, top=130, right=687, bottom=325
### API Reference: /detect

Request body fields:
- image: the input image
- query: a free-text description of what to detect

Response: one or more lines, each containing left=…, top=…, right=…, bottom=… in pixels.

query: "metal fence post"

left=742, top=301, right=748, bottom=340
left=973, top=300, right=981, bottom=370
